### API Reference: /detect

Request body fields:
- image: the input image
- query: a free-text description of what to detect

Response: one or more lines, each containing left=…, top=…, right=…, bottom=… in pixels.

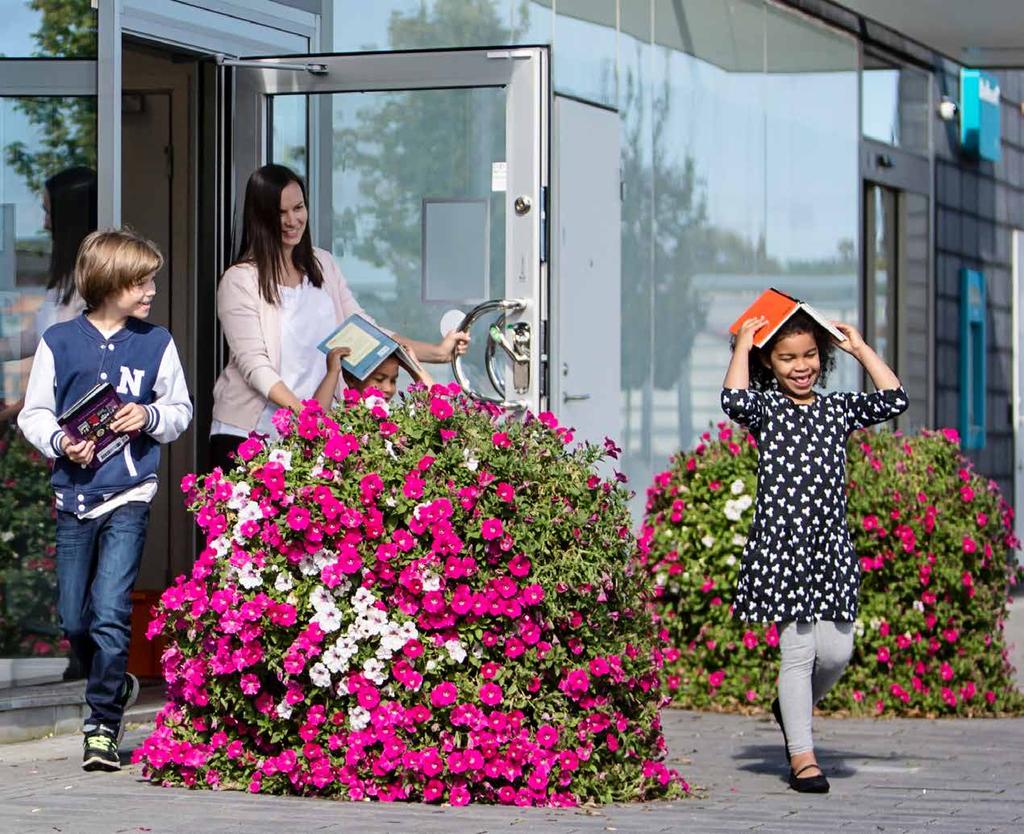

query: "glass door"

left=863, top=181, right=930, bottom=431
left=224, top=48, right=549, bottom=411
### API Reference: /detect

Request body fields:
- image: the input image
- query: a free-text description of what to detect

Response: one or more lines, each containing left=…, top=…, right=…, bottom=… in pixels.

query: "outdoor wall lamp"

left=938, top=96, right=959, bottom=121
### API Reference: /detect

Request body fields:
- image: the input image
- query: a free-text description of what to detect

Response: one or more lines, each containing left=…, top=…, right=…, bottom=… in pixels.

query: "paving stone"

left=0, top=709, right=1023, bottom=832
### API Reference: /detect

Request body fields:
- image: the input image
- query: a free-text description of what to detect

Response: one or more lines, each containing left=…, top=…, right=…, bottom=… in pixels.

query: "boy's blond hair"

left=74, top=228, right=163, bottom=311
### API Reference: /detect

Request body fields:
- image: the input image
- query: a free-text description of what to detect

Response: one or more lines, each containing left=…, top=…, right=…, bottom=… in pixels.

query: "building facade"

left=1, top=0, right=1023, bottom=677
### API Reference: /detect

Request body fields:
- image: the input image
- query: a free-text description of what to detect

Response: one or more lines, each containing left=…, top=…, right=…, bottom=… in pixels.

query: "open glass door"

left=223, top=48, right=548, bottom=412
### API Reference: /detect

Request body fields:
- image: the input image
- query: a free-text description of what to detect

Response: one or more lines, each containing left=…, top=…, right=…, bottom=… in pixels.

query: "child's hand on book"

left=62, top=436, right=95, bottom=466
left=325, top=346, right=351, bottom=374
left=735, top=316, right=769, bottom=352
left=831, top=322, right=866, bottom=355
left=110, top=403, right=148, bottom=434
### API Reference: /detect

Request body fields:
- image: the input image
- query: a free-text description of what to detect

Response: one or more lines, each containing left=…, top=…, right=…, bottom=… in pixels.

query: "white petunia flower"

left=348, top=705, right=371, bottom=730
left=298, top=555, right=318, bottom=576
left=310, top=586, right=335, bottom=612
left=274, top=572, right=294, bottom=592
left=701, top=534, right=715, bottom=549
left=226, top=481, right=251, bottom=510
left=335, top=678, right=350, bottom=697
left=321, top=645, right=347, bottom=674
left=276, top=700, right=293, bottom=720
left=238, top=563, right=263, bottom=589
left=268, top=449, right=293, bottom=470
left=309, top=662, right=332, bottom=688
left=725, top=555, right=737, bottom=567
left=731, top=534, right=748, bottom=547
left=314, top=606, right=342, bottom=633
left=912, top=600, right=925, bottom=612
left=237, top=500, right=263, bottom=524
left=737, top=494, right=753, bottom=511
left=655, top=572, right=667, bottom=587
left=462, top=448, right=479, bottom=472
left=364, top=395, right=389, bottom=414
left=352, top=587, right=376, bottom=612
left=422, top=570, right=441, bottom=592
left=362, top=658, right=386, bottom=685
left=444, top=639, right=467, bottom=664
left=730, top=479, right=745, bottom=495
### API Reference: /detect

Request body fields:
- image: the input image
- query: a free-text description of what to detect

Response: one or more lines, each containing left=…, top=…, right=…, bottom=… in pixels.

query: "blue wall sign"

left=959, top=269, right=986, bottom=450
left=960, top=69, right=1001, bottom=162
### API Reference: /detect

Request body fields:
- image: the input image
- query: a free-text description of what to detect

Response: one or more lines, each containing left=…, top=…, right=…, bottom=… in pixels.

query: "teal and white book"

left=317, top=313, right=422, bottom=381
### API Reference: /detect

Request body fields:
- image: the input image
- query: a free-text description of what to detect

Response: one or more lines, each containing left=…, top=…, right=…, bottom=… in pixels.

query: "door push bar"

left=451, top=299, right=531, bottom=409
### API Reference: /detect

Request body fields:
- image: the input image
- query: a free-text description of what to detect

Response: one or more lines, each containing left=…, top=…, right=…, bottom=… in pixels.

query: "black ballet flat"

left=789, top=763, right=830, bottom=793
left=770, top=697, right=791, bottom=763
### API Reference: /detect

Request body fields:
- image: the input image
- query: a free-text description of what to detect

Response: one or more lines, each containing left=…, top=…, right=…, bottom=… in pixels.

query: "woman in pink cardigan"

left=209, top=164, right=468, bottom=471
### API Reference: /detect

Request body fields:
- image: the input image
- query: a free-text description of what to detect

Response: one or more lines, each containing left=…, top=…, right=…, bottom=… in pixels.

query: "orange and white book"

left=728, top=288, right=846, bottom=349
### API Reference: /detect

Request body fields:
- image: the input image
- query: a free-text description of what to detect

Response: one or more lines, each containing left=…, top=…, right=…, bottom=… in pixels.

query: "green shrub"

left=136, top=386, right=686, bottom=804
left=0, top=421, right=64, bottom=657
left=638, top=422, right=1024, bottom=717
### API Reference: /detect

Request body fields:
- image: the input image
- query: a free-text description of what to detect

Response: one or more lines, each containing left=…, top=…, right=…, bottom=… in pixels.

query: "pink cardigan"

left=212, top=247, right=368, bottom=431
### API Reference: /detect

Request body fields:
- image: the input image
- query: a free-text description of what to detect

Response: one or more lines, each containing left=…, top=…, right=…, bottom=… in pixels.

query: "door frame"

left=1013, top=229, right=1024, bottom=559
left=222, top=47, right=550, bottom=412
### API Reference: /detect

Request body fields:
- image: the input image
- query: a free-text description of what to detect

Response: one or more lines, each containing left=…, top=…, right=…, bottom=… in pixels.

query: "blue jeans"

left=56, top=502, right=150, bottom=730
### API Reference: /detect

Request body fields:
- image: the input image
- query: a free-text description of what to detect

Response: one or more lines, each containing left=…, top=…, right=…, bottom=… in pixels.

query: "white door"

left=225, top=48, right=549, bottom=412
left=550, top=96, right=622, bottom=451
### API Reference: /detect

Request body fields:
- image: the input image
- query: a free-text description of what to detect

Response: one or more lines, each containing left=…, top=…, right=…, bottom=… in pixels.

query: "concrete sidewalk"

left=0, top=707, right=1022, bottom=833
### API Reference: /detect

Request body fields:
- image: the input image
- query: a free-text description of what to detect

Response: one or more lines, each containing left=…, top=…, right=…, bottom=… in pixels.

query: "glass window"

left=553, top=0, right=616, bottom=107
left=650, top=0, right=767, bottom=460
left=0, top=0, right=97, bottom=59
left=332, top=0, right=518, bottom=52
left=862, top=51, right=930, bottom=154
left=272, top=86, right=507, bottom=395
left=617, top=0, right=653, bottom=498
left=1, top=94, right=96, bottom=666
left=865, top=183, right=896, bottom=367
left=764, top=4, right=859, bottom=393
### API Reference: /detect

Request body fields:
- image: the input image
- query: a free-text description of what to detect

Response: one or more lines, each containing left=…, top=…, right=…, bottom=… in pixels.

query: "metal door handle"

left=451, top=299, right=529, bottom=409
left=562, top=392, right=591, bottom=402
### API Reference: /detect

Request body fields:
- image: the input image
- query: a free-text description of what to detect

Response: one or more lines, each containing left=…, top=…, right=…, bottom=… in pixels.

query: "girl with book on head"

left=209, top=164, right=467, bottom=472
left=721, top=304, right=908, bottom=793
left=18, top=229, right=192, bottom=772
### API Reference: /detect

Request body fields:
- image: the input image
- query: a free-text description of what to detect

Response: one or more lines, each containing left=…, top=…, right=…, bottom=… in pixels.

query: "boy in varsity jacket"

left=19, top=229, right=192, bottom=771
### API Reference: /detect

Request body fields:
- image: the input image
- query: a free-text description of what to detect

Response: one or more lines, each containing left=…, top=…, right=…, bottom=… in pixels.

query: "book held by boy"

left=57, top=382, right=137, bottom=467
left=729, top=287, right=846, bottom=349
left=317, top=313, right=423, bottom=380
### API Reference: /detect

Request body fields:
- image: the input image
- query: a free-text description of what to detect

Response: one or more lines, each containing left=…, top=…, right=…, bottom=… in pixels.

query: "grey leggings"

left=778, top=620, right=854, bottom=755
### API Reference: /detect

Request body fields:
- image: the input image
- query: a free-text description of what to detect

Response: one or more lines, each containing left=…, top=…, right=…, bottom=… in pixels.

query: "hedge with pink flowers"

left=638, top=424, right=1024, bottom=717
left=134, top=386, right=686, bottom=804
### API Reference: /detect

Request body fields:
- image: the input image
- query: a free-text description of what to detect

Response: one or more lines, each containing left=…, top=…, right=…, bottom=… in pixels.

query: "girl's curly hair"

left=731, top=309, right=838, bottom=391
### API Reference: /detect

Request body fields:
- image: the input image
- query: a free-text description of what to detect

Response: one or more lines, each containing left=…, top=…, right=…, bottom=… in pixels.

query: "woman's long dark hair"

left=235, top=164, right=323, bottom=304
left=46, top=166, right=97, bottom=306
left=740, top=310, right=838, bottom=391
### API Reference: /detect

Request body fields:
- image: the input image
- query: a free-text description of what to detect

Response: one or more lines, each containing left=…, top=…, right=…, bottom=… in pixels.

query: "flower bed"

left=135, top=386, right=686, bottom=804
left=638, top=423, right=1024, bottom=717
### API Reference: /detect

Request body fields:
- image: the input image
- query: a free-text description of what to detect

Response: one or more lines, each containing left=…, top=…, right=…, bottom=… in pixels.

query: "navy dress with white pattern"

left=721, top=385, right=909, bottom=623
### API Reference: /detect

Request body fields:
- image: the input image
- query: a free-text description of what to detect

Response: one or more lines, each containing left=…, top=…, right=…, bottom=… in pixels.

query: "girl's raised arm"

left=723, top=316, right=768, bottom=390
left=831, top=322, right=900, bottom=391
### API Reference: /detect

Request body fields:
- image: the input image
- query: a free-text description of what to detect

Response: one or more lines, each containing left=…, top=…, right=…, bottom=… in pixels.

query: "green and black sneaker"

left=82, top=725, right=120, bottom=772
left=115, top=673, right=140, bottom=743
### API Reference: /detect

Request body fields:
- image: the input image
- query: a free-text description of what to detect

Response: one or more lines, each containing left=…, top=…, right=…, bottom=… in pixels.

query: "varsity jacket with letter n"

left=19, top=314, right=192, bottom=514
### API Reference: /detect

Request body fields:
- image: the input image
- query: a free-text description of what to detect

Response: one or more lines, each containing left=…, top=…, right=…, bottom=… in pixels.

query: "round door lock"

left=514, top=195, right=532, bottom=215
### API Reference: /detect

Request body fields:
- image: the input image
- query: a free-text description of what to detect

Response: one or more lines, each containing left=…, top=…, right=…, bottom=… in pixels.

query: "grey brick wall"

left=934, top=67, right=1024, bottom=496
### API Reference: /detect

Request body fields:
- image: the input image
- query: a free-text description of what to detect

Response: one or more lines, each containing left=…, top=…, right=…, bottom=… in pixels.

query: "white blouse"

left=211, top=278, right=336, bottom=439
